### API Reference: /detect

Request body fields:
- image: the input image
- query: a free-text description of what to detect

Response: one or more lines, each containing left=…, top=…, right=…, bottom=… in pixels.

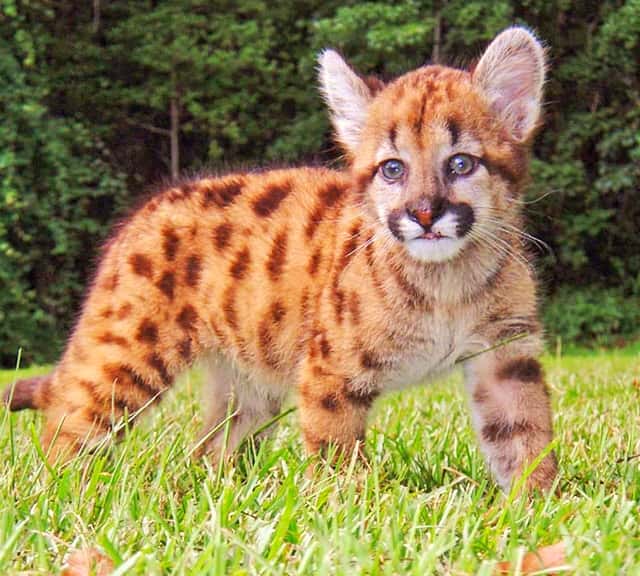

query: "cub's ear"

left=318, top=50, right=373, bottom=155
left=473, top=27, right=546, bottom=143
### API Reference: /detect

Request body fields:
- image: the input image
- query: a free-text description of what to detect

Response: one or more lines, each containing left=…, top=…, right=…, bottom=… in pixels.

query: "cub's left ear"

left=318, top=50, right=374, bottom=156
left=473, top=27, right=547, bottom=143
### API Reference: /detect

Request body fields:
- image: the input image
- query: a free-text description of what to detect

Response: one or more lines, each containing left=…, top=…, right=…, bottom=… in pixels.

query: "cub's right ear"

left=318, top=50, right=373, bottom=156
left=473, top=27, right=547, bottom=143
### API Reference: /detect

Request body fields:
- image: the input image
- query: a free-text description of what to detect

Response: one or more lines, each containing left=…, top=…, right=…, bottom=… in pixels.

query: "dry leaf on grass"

left=61, top=547, right=114, bottom=576
left=494, top=541, right=568, bottom=575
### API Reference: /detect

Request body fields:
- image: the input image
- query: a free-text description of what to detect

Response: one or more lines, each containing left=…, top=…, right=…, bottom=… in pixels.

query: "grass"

left=1, top=348, right=639, bottom=574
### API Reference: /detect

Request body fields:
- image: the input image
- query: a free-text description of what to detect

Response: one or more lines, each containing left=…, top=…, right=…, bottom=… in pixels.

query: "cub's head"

left=319, top=27, right=546, bottom=263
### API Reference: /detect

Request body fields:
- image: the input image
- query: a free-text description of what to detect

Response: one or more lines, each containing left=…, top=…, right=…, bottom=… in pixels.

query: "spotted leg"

left=465, top=350, right=557, bottom=492
left=297, top=357, right=377, bottom=466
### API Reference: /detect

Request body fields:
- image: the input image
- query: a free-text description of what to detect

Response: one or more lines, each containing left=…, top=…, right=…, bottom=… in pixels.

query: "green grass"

left=1, top=348, right=639, bottom=574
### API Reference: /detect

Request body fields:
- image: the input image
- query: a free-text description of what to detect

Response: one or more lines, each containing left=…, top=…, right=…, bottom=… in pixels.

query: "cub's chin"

left=405, top=235, right=467, bottom=263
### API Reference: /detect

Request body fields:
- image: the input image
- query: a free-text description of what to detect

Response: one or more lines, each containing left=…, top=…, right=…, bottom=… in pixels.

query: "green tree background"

left=1, top=0, right=639, bottom=366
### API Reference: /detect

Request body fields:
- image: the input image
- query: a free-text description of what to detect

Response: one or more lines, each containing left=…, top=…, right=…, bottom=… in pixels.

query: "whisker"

left=471, top=224, right=532, bottom=270
left=481, top=217, right=552, bottom=255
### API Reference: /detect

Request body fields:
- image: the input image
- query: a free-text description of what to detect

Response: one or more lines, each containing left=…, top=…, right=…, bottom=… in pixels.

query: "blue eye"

left=380, top=159, right=405, bottom=181
left=447, top=154, right=477, bottom=177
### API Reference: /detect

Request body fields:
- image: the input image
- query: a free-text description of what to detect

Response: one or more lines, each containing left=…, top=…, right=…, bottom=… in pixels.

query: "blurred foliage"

left=544, top=287, right=640, bottom=348
left=1, top=0, right=638, bottom=364
left=1, top=0, right=128, bottom=365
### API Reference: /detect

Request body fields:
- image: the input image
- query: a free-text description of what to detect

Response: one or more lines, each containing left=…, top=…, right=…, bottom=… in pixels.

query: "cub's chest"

left=380, top=311, right=476, bottom=391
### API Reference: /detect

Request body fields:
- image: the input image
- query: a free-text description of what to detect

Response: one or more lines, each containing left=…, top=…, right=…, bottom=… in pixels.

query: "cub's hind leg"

left=197, top=357, right=284, bottom=463
left=36, top=357, right=174, bottom=463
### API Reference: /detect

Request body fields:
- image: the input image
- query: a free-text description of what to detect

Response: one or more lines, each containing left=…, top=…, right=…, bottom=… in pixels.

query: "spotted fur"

left=4, top=27, right=556, bottom=492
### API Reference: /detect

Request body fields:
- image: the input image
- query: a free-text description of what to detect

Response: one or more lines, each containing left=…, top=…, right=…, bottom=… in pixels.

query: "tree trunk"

left=93, top=0, right=100, bottom=34
left=432, top=7, right=442, bottom=64
left=170, top=67, right=180, bottom=180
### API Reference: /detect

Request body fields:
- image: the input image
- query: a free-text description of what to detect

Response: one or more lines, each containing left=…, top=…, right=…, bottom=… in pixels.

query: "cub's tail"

left=2, top=374, right=51, bottom=411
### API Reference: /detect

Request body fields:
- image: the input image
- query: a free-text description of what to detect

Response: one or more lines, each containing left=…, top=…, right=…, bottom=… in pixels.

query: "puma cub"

left=5, top=27, right=556, bottom=491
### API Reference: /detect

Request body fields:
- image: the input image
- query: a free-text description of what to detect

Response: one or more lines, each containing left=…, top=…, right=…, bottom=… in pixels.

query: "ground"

left=1, top=345, right=639, bottom=574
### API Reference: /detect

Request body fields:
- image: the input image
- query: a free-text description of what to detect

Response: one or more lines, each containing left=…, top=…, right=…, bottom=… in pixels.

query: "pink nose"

left=409, top=208, right=432, bottom=229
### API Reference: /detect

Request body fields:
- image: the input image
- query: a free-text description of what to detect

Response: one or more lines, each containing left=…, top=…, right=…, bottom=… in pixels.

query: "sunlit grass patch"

left=1, top=348, right=638, bottom=574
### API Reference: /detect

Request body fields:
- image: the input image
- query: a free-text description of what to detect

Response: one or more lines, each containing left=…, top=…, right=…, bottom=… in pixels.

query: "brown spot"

left=343, top=381, right=379, bottom=408
left=307, top=248, right=322, bottom=276
left=156, top=271, right=175, bottom=300
left=361, top=351, right=385, bottom=371
left=390, top=263, right=430, bottom=309
left=312, top=365, right=329, bottom=378
left=305, top=181, right=346, bottom=239
left=321, top=393, right=340, bottom=412
left=104, top=364, right=159, bottom=403
left=332, top=276, right=345, bottom=324
left=348, top=291, right=361, bottom=325
left=178, top=338, right=192, bottom=361
left=185, top=255, right=202, bottom=287
left=147, top=354, right=171, bottom=386
left=319, top=181, right=344, bottom=207
left=177, top=305, right=198, bottom=330
left=166, top=188, right=184, bottom=203
left=388, top=121, right=397, bottom=147
left=498, top=357, right=543, bottom=383
left=102, top=274, right=119, bottom=291
left=162, top=229, right=180, bottom=261
left=354, top=165, right=378, bottom=194
left=86, top=407, right=111, bottom=431
left=98, top=332, right=128, bottom=347
left=230, top=246, right=251, bottom=280
left=213, top=222, right=233, bottom=250
left=305, top=206, right=324, bottom=240
left=210, top=317, right=230, bottom=348
left=100, top=308, right=113, bottom=319
left=271, top=301, right=286, bottom=324
left=80, top=379, right=127, bottom=414
left=129, top=254, right=153, bottom=278
left=252, top=181, right=291, bottom=217
left=181, top=180, right=198, bottom=196
left=80, top=379, right=104, bottom=408
left=472, top=387, right=490, bottom=404
left=258, top=322, right=279, bottom=368
left=202, top=179, right=244, bottom=208
left=266, top=232, right=287, bottom=281
left=482, top=148, right=526, bottom=187
left=300, top=288, right=310, bottom=323
left=413, top=93, right=428, bottom=135
left=447, top=118, right=460, bottom=146
left=482, top=420, right=535, bottom=443
left=136, top=319, right=158, bottom=344
left=319, top=333, right=331, bottom=359
left=72, top=345, right=87, bottom=363
left=364, top=238, right=387, bottom=301
left=222, top=287, right=238, bottom=329
left=116, top=303, right=132, bottom=320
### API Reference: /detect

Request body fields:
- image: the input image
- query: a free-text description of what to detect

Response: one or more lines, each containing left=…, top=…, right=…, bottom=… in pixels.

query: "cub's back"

left=70, top=167, right=355, bottom=382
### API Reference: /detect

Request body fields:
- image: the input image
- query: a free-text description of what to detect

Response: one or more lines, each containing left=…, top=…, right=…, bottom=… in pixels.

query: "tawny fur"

left=5, top=27, right=557, bottom=492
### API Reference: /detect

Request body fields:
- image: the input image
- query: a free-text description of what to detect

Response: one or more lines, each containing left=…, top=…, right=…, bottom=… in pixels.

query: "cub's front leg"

left=297, top=355, right=376, bottom=463
left=465, top=348, right=557, bottom=492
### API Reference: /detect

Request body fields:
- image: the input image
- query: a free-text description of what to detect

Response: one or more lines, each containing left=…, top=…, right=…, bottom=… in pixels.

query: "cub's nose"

left=407, top=208, right=433, bottom=231
left=406, top=197, right=447, bottom=232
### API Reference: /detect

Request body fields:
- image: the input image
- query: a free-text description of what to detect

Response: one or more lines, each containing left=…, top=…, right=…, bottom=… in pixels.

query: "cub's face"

left=319, top=27, right=546, bottom=264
